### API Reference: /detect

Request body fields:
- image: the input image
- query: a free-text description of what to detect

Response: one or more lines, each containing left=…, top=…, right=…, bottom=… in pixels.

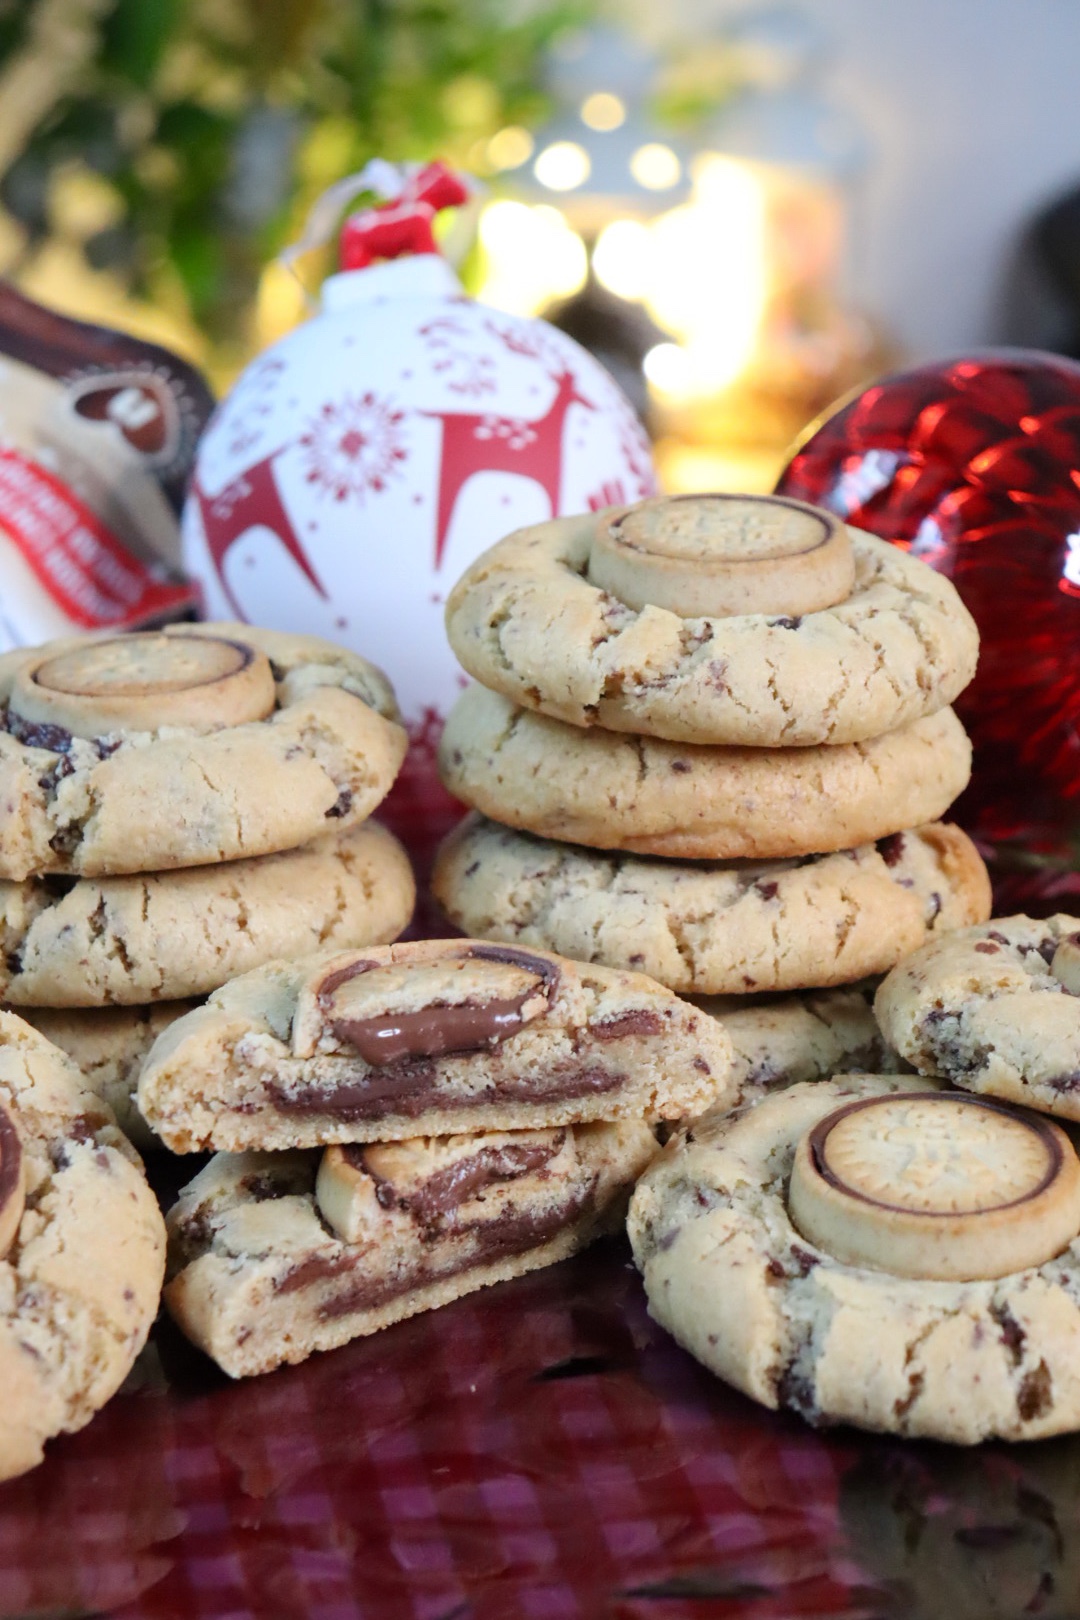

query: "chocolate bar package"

left=0, top=283, right=214, bottom=648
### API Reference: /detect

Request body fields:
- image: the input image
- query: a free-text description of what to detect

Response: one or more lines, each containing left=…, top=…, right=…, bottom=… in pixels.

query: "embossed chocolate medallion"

left=11, top=630, right=276, bottom=737
left=586, top=492, right=854, bottom=619
left=789, top=1092, right=1080, bottom=1281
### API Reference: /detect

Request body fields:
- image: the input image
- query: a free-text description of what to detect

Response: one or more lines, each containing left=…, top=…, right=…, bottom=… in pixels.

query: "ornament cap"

left=321, top=255, right=464, bottom=313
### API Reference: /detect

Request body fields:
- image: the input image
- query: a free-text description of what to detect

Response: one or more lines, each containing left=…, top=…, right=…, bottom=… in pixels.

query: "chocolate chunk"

left=4, top=951, right=21, bottom=977
left=38, top=756, right=75, bottom=794
left=754, top=880, right=779, bottom=901
left=331, top=997, right=532, bottom=1066
left=877, top=833, right=905, bottom=867
left=3, top=710, right=74, bottom=753
left=348, top=1135, right=563, bottom=1227
left=48, top=823, right=82, bottom=857
left=670, top=760, right=692, bottom=774
left=991, top=1302, right=1027, bottom=1364
left=692, top=1057, right=711, bottom=1075
left=324, top=787, right=352, bottom=819
left=590, top=1009, right=664, bottom=1041
left=276, top=1251, right=357, bottom=1295
left=321, top=943, right=561, bottom=1066
left=267, top=1064, right=623, bottom=1122
left=1047, top=1071, right=1080, bottom=1092
left=315, top=1187, right=592, bottom=1320
left=1018, top=1360, right=1053, bottom=1421
left=974, top=941, right=1002, bottom=955
left=768, top=616, right=802, bottom=630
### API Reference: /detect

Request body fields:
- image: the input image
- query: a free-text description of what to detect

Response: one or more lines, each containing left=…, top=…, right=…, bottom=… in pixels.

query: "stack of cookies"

left=432, top=492, right=993, bottom=1095
left=628, top=915, right=1080, bottom=1445
left=135, top=937, right=735, bottom=1375
left=0, top=621, right=415, bottom=1144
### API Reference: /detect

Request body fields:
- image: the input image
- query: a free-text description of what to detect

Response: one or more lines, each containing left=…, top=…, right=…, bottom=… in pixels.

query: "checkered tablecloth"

left=0, top=764, right=1074, bottom=1619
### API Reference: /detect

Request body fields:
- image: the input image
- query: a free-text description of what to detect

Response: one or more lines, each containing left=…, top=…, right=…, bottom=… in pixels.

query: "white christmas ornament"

left=182, top=164, right=656, bottom=729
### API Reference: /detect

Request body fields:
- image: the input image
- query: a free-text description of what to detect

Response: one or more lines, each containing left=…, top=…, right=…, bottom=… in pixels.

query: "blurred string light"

left=475, top=18, right=873, bottom=492
left=475, top=26, right=770, bottom=387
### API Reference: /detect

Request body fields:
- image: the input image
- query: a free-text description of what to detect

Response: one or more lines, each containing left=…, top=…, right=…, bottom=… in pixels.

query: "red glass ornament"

left=777, top=350, right=1080, bottom=915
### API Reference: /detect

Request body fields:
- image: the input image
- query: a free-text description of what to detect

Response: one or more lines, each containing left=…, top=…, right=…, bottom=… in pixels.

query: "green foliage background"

left=0, top=0, right=592, bottom=367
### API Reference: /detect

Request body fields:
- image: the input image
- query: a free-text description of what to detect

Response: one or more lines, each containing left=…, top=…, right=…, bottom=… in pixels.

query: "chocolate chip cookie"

left=696, top=984, right=900, bottom=1106
left=137, top=940, right=733, bottom=1153
left=875, top=916, right=1080, bottom=1119
left=0, top=1012, right=165, bottom=1478
left=630, top=1074, right=1080, bottom=1443
left=21, top=1003, right=195, bottom=1147
left=432, top=815, right=992, bottom=995
left=164, top=1119, right=657, bottom=1376
left=0, top=622, right=407, bottom=878
left=0, top=819, right=414, bottom=1006
left=439, top=684, right=972, bottom=859
left=444, top=496, right=978, bottom=747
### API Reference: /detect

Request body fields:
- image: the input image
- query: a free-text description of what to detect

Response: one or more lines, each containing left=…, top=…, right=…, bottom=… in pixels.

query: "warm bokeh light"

left=533, top=140, right=591, bottom=191
left=592, top=218, right=652, bottom=300
left=487, top=125, right=534, bottom=170
left=645, top=156, right=767, bottom=393
left=477, top=199, right=587, bottom=314
left=629, top=143, right=681, bottom=190
left=643, top=342, right=691, bottom=392
left=580, top=92, right=626, bottom=131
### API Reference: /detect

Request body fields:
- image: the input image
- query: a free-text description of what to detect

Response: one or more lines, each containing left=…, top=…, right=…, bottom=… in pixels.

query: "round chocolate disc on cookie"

left=13, top=631, right=276, bottom=738
left=587, top=493, right=855, bottom=619
left=789, top=1091, right=1080, bottom=1281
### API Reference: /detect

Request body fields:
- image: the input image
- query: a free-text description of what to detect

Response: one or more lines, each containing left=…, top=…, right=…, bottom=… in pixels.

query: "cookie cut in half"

left=0, top=1012, right=165, bottom=1479
left=0, top=819, right=414, bottom=1007
left=875, top=915, right=1080, bottom=1119
left=432, top=815, right=992, bottom=995
left=138, top=940, right=732, bottom=1153
left=629, top=1073, right=1080, bottom=1443
left=0, top=622, right=408, bottom=878
left=444, top=499, right=978, bottom=746
left=439, top=685, right=972, bottom=860
left=165, top=1120, right=657, bottom=1376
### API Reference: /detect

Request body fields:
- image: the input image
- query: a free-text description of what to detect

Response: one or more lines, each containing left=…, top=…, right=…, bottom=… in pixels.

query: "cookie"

left=439, top=684, right=972, bottom=859
left=431, top=816, right=992, bottom=996
left=629, top=1073, right=1080, bottom=1443
left=0, top=622, right=408, bottom=879
left=874, top=916, right=1080, bottom=1120
left=0, top=819, right=415, bottom=1006
left=137, top=940, right=733, bottom=1153
left=21, top=1003, right=195, bottom=1148
left=587, top=492, right=855, bottom=619
left=0, top=1011, right=165, bottom=1479
left=695, top=985, right=898, bottom=1105
left=164, top=1119, right=657, bottom=1376
left=444, top=499, right=979, bottom=746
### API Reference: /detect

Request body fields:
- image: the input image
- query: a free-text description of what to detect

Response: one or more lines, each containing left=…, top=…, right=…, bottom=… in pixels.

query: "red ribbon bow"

left=340, top=162, right=471, bottom=270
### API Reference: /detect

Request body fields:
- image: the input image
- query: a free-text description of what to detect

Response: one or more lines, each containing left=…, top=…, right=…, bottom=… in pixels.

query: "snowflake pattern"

left=419, top=317, right=498, bottom=397
left=472, top=416, right=538, bottom=452
left=224, top=358, right=287, bottom=458
left=299, top=392, right=409, bottom=502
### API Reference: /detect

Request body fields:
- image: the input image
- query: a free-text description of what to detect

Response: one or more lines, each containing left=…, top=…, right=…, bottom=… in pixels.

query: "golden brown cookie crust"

left=439, top=685, right=972, bottom=859
left=0, top=1012, right=164, bottom=1480
left=0, top=623, right=407, bottom=879
left=445, top=514, right=979, bottom=746
left=432, top=815, right=992, bottom=995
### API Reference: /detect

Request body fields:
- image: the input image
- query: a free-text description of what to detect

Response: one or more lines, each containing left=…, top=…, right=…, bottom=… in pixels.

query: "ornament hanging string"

left=277, top=160, right=481, bottom=307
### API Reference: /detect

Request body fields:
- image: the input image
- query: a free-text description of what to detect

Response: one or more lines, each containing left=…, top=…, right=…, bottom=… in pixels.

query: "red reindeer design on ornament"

left=188, top=162, right=601, bottom=607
